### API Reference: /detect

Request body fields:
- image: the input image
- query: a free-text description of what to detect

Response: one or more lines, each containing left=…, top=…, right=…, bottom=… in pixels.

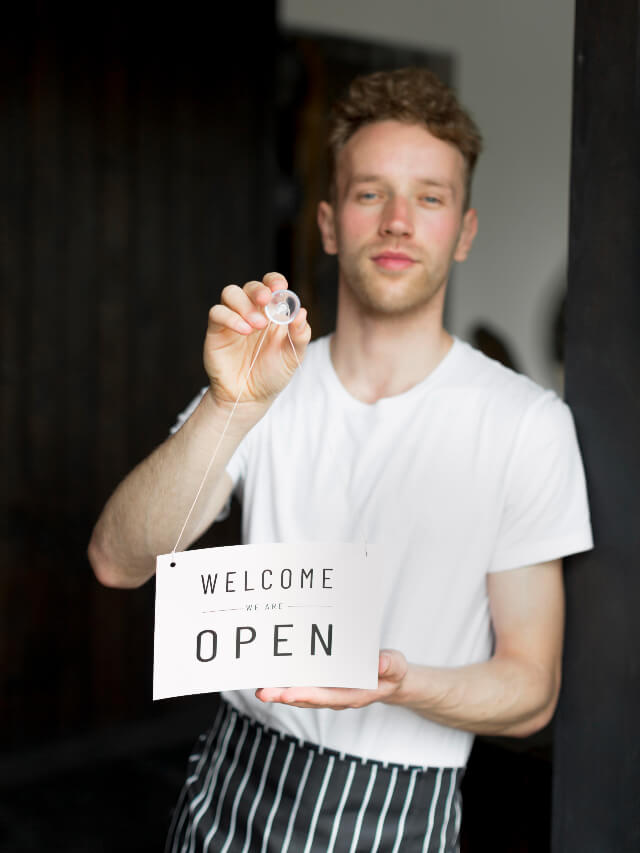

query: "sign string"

left=171, top=290, right=367, bottom=559
left=172, top=319, right=276, bottom=554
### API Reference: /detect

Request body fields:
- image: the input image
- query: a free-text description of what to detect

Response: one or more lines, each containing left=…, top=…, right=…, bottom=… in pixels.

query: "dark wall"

left=553, top=0, right=640, bottom=850
left=1, top=2, right=276, bottom=750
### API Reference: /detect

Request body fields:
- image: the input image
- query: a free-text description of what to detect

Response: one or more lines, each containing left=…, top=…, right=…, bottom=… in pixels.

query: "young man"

left=89, top=68, right=592, bottom=851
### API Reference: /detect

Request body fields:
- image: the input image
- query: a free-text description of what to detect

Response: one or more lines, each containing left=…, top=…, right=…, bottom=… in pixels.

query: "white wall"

left=280, top=0, right=574, bottom=388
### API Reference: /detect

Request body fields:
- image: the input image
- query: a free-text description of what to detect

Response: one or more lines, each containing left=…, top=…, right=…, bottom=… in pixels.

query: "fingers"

left=285, top=310, right=311, bottom=371
left=221, top=284, right=268, bottom=330
left=263, top=271, right=288, bottom=292
left=209, top=274, right=310, bottom=342
left=208, top=282, right=270, bottom=336
left=288, top=307, right=311, bottom=346
left=255, top=686, right=351, bottom=706
left=255, top=685, right=378, bottom=710
left=209, top=274, right=289, bottom=331
left=233, top=272, right=289, bottom=315
left=235, top=272, right=290, bottom=311
left=255, top=654, right=409, bottom=709
left=208, top=303, right=254, bottom=335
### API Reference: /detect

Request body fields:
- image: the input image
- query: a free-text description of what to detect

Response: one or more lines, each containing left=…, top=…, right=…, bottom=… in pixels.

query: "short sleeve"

left=489, top=393, right=593, bottom=572
left=169, top=387, right=208, bottom=434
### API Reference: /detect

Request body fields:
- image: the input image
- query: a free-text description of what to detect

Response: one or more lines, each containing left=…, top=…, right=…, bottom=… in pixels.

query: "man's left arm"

left=256, top=559, right=563, bottom=738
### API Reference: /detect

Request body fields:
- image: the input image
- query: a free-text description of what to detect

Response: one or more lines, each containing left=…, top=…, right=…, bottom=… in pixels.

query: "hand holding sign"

left=254, top=649, right=409, bottom=709
left=153, top=542, right=386, bottom=700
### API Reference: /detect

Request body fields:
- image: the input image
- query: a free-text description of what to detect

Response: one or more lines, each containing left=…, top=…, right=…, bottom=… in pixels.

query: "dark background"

left=3, top=2, right=638, bottom=851
left=1, top=4, right=279, bottom=848
left=0, top=0, right=452, bottom=760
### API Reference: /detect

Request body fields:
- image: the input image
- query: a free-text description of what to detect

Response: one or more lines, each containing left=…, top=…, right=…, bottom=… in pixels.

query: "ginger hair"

left=328, top=67, right=483, bottom=208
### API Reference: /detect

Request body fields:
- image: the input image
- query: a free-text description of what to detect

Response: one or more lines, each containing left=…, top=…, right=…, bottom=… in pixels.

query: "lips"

left=371, top=251, right=417, bottom=271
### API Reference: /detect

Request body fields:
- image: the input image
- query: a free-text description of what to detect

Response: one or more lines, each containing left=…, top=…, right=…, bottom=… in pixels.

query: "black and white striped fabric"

left=166, top=701, right=462, bottom=853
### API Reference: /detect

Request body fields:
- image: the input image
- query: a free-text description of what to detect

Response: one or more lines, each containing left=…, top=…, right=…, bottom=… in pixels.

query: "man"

left=89, top=68, right=592, bottom=851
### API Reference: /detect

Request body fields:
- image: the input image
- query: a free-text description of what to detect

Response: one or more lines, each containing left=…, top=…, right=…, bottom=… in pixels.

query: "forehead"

left=336, top=119, right=466, bottom=195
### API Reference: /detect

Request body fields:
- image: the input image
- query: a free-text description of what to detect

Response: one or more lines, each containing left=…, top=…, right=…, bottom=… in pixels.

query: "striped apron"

left=166, top=701, right=462, bottom=853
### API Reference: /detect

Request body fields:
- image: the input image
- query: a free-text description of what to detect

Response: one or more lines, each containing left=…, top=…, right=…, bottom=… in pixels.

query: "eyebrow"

left=415, top=179, right=457, bottom=198
left=349, top=174, right=383, bottom=185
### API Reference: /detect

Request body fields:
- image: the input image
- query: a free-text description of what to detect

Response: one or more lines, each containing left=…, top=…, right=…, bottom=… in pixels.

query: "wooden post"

left=553, top=1, right=640, bottom=850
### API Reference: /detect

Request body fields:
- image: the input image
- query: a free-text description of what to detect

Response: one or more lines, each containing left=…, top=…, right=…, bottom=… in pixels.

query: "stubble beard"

left=338, top=249, right=447, bottom=319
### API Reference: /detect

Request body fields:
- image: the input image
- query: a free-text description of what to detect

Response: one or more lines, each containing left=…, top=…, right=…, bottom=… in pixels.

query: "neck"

left=330, top=285, right=453, bottom=404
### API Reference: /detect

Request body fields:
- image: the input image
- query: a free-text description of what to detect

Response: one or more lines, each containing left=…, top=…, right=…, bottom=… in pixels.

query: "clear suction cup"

left=264, top=289, right=301, bottom=325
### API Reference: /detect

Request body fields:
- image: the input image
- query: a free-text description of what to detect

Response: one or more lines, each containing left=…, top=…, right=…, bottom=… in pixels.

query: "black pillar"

left=553, top=1, right=640, bottom=850
left=0, top=1, right=277, bottom=747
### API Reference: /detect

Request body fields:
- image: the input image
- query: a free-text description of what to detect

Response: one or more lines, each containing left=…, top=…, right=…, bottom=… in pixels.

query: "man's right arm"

left=88, top=273, right=311, bottom=589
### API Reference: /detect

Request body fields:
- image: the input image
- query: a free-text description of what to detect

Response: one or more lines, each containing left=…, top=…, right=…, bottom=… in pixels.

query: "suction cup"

left=265, top=290, right=301, bottom=325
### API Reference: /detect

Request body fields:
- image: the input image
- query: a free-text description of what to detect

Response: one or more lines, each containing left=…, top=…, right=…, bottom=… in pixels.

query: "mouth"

left=371, top=251, right=417, bottom=271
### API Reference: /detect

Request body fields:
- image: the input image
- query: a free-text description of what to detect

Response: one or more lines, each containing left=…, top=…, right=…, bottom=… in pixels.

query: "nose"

left=379, top=195, right=413, bottom=238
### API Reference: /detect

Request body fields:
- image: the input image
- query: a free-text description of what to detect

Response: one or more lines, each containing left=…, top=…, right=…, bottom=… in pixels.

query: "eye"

left=421, top=195, right=442, bottom=206
left=357, top=191, right=380, bottom=202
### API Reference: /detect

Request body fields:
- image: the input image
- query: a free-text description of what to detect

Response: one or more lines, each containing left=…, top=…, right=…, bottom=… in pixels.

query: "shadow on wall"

left=468, top=267, right=567, bottom=394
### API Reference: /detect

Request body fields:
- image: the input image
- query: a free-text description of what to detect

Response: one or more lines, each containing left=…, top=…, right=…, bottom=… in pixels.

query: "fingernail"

left=265, top=272, right=286, bottom=287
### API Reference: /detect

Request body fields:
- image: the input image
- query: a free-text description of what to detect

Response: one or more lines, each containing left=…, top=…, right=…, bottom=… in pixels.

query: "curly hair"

left=328, top=67, right=483, bottom=208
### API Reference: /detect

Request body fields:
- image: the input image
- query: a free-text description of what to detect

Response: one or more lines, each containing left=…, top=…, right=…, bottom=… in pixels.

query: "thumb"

left=379, top=649, right=403, bottom=679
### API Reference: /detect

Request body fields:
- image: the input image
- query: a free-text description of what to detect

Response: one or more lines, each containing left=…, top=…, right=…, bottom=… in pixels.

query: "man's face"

left=318, top=120, right=478, bottom=318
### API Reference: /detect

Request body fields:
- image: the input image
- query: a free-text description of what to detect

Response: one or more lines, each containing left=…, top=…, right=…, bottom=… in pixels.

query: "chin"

left=343, top=264, right=442, bottom=315
left=359, top=294, right=434, bottom=319
left=350, top=281, right=441, bottom=318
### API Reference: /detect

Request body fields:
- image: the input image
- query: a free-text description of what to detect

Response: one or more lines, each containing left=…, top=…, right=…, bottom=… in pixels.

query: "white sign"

left=153, top=542, right=384, bottom=700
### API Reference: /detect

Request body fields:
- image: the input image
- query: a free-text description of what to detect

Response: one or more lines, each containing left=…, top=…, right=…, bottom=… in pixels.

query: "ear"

left=317, top=201, right=338, bottom=255
left=453, top=208, right=478, bottom=262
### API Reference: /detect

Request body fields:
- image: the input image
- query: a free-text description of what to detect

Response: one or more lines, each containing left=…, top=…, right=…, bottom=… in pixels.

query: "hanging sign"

left=153, top=542, right=384, bottom=700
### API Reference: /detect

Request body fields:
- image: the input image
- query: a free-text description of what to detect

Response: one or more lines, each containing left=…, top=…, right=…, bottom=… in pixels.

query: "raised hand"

left=204, top=272, right=311, bottom=424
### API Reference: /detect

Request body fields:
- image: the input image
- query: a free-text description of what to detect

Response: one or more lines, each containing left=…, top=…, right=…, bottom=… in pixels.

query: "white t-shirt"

left=179, top=335, right=592, bottom=768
